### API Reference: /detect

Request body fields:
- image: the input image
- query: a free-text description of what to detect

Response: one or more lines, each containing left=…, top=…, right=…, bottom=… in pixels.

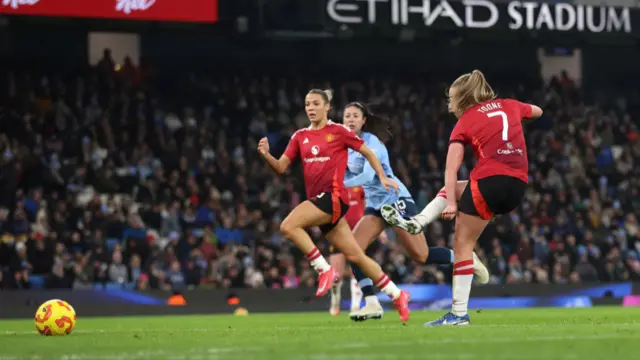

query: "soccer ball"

left=34, top=299, right=77, bottom=336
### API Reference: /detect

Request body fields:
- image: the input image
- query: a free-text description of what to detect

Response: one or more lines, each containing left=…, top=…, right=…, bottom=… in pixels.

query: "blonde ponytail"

left=448, top=69, right=496, bottom=117
left=323, top=89, right=334, bottom=102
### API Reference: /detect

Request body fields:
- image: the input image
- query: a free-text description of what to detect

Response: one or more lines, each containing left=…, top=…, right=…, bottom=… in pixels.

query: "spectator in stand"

left=0, top=52, right=638, bottom=291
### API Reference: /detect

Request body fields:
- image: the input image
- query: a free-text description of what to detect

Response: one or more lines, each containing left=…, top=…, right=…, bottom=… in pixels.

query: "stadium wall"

left=0, top=283, right=636, bottom=319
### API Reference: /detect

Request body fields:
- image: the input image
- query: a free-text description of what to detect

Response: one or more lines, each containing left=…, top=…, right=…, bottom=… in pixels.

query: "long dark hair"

left=346, top=102, right=392, bottom=143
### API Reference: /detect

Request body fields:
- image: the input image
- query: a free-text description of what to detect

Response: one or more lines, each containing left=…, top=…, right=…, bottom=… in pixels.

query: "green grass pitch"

left=0, top=307, right=638, bottom=359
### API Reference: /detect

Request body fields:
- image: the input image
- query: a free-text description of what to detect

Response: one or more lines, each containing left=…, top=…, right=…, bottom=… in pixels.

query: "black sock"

left=352, top=265, right=375, bottom=297
left=426, top=246, right=454, bottom=265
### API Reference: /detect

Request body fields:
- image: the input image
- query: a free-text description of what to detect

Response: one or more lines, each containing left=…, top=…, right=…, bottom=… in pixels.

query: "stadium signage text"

left=0, top=0, right=218, bottom=23
left=115, top=0, right=156, bottom=15
left=2, top=0, right=39, bottom=9
left=326, top=0, right=632, bottom=33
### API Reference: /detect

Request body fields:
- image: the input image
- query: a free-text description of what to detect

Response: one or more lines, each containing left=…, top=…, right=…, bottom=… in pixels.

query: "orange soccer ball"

left=34, top=299, right=77, bottom=336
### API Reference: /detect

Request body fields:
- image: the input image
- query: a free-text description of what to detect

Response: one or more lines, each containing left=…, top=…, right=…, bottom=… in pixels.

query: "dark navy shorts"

left=365, top=197, right=418, bottom=221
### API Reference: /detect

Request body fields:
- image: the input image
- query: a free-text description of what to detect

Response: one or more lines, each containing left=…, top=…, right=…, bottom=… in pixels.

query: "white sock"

left=305, top=248, right=331, bottom=274
left=452, top=259, right=474, bottom=316
left=350, top=277, right=362, bottom=310
left=414, top=190, right=448, bottom=226
left=332, top=279, right=343, bottom=292
left=331, top=280, right=342, bottom=305
left=364, top=295, right=379, bottom=307
left=374, top=274, right=401, bottom=300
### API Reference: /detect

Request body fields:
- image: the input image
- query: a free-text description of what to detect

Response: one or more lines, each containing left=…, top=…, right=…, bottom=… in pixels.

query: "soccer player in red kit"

left=424, top=70, right=543, bottom=326
left=258, top=89, right=411, bottom=322
left=329, top=186, right=365, bottom=316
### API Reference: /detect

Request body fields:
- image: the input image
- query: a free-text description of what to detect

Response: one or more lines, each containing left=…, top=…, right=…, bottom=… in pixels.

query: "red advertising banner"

left=0, top=0, right=218, bottom=23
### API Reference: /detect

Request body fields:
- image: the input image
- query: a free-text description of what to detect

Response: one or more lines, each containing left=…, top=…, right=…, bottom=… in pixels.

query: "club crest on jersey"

left=325, top=134, right=334, bottom=142
left=311, top=145, right=320, bottom=155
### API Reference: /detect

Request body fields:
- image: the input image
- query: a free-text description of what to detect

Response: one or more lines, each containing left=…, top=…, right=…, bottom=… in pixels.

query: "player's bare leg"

left=394, top=229, right=489, bottom=284
left=425, top=212, right=489, bottom=327
left=326, top=219, right=410, bottom=322
left=349, top=216, right=386, bottom=322
left=280, top=201, right=337, bottom=297
left=381, top=180, right=489, bottom=284
left=329, top=253, right=346, bottom=316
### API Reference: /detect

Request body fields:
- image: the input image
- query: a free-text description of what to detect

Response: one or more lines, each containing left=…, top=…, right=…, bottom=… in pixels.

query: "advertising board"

left=0, top=0, right=218, bottom=23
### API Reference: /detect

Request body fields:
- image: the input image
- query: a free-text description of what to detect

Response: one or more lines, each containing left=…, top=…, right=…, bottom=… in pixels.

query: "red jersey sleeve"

left=336, top=124, right=365, bottom=150
left=449, top=120, right=468, bottom=144
left=505, top=99, right=533, bottom=119
left=283, top=133, right=300, bottom=161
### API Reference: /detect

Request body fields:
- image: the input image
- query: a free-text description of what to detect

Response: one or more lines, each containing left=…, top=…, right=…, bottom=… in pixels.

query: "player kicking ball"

left=384, top=70, right=542, bottom=326
left=336, top=102, right=489, bottom=322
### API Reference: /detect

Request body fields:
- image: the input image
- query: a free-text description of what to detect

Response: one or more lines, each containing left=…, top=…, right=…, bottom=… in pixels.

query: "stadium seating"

left=0, top=55, right=638, bottom=292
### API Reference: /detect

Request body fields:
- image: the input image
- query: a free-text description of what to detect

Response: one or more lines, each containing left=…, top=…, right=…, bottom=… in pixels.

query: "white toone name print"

left=115, top=0, right=156, bottom=14
left=2, top=0, right=40, bottom=9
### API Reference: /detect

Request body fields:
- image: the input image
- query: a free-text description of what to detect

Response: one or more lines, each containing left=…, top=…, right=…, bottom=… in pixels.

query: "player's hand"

left=441, top=203, right=458, bottom=220
left=381, top=177, right=399, bottom=193
left=257, top=137, right=270, bottom=156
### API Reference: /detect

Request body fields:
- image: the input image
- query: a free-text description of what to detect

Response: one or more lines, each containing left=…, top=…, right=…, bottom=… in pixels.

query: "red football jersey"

left=284, top=121, right=365, bottom=203
left=345, top=186, right=365, bottom=229
left=449, top=98, right=532, bottom=183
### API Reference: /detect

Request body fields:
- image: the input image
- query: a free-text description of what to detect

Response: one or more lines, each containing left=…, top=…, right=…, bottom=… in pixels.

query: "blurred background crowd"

left=0, top=48, right=638, bottom=292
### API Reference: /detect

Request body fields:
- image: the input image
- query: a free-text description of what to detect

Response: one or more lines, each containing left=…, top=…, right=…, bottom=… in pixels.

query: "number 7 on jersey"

left=487, top=111, right=509, bottom=141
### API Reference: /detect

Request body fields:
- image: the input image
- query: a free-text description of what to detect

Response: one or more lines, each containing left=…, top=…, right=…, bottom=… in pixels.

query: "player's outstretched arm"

left=258, top=137, right=292, bottom=175
left=357, top=144, right=398, bottom=192
left=524, top=103, right=543, bottom=120
left=344, top=160, right=375, bottom=188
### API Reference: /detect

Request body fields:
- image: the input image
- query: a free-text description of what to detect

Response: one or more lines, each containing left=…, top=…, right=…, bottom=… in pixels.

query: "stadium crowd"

left=0, top=50, right=639, bottom=292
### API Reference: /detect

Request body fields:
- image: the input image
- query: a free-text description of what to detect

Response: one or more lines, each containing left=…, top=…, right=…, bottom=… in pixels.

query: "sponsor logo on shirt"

left=304, top=157, right=331, bottom=163
left=304, top=145, right=330, bottom=163
left=497, top=142, right=524, bottom=155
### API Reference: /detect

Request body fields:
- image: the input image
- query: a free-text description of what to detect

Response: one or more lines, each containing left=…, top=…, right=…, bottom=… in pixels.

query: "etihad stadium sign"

left=326, top=0, right=633, bottom=34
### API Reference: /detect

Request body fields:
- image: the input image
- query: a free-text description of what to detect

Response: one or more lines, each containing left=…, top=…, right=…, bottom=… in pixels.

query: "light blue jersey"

left=344, top=132, right=412, bottom=210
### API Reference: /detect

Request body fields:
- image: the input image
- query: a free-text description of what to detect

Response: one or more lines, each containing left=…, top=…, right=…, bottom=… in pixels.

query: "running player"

left=340, top=102, right=489, bottom=322
left=258, top=89, right=411, bottom=322
left=329, top=186, right=365, bottom=316
left=404, top=70, right=541, bottom=326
